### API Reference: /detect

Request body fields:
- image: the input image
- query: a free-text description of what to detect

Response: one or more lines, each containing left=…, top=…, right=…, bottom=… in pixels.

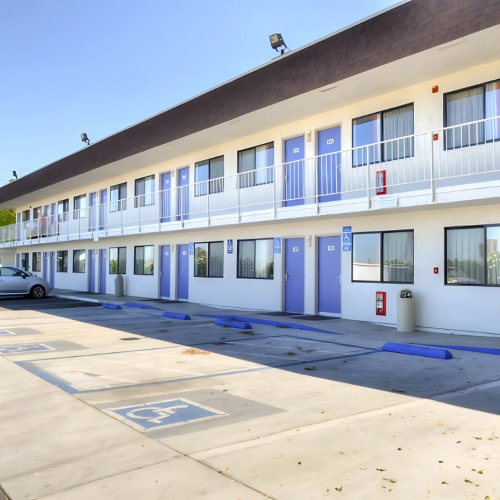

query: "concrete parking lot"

left=0, top=296, right=499, bottom=499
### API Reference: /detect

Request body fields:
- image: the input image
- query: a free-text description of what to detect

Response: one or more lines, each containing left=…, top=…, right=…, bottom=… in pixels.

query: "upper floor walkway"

left=3, top=115, right=500, bottom=248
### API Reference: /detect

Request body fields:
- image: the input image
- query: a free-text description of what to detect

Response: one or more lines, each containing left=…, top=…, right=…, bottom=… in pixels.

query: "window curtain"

left=255, top=239, right=274, bottom=278
left=255, top=144, right=274, bottom=185
left=195, top=162, right=209, bottom=197
left=352, top=114, right=382, bottom=167
left=238, top=240, right=255, bottom=277
left=209, top=156, right=224, bottom=194
left=194, top=243, right=208, bottom=277
left=383, top=105, right=414, bottom=161
left=446, top=228, right=485, bottom=284
left=238, top=149, right=256, bottom=188
left=118, top=248, right=127, bottom=274
left=135, top=247, right=144, bottom=274
left=209, top=242, right=224, bottom=277
left=485, top=80, right=500, bottom=142
left=383, top=231, right=414, bottom=283
left=487, top=226, right=500, bottom=285
left=446, top=86, right=484, bottom=148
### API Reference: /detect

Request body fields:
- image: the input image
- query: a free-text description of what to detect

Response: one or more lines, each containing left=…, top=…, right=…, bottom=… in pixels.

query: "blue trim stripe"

left=200, top=314, right=341, bottom=334
left=416, top=344, right=500, bottom=356
left=383, top=342, right=453, bottom=359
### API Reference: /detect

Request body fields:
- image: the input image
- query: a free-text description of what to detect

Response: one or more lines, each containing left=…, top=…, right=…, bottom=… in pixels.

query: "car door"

left=0, top=267, right=29, bottom=294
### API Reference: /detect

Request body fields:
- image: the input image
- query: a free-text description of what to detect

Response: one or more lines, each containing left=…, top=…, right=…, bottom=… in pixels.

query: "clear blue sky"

left=0, top=0, right=399, bottom=182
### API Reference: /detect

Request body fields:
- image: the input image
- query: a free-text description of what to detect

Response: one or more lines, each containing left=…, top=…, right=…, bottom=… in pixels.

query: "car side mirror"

left=22, top=274, right=27, bottom=279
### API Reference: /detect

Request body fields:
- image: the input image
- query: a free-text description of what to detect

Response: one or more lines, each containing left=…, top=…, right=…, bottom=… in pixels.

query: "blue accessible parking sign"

left=227, top=239, right=233, bottom=254
left=342, top=226, right=352, bottom=251
left=106, top=398, right=227, bottom=431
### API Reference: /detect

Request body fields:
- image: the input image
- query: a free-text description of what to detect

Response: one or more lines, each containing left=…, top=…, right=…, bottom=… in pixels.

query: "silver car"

left=0, top=266, right=51, bottom=299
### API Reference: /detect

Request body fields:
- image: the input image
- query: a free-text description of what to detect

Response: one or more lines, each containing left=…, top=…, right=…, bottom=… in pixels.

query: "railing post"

left=314, top=157, right=319, bottom=214
left=237, top=176, right=241, bottom=222
left=366, top=147, right=371, bottom=209
left=207, top=181, right=210, bottom=226
left=272, top=166, right=276, bottom=219
left=430, top=132, right=435, bottom=202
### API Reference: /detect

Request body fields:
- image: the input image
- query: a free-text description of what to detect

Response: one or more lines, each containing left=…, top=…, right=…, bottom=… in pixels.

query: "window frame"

left=236, top=238, right=275, bottom=280
left=444, top=224, right=500, bottom=287
left=237, top=142, right=275, bottom=188
left=20, top=252, right=29, bottom=272
left=21, top=210, right=30, bottom=222
left=73, top=194, right=87, bottom=219
left=32, top=251, right=41, bottom=272
left=72, top=250, right=86, bottom=274
left=194, top=156, right=224, bottom=196
left=110, top=182, right=127, bottom=212
left=134, top=175, right=155, bottom=208
left=351, top=229, right=415, bottom=284
left=109, top=247, right=127, bottom=275
left=193, top=241, right=224, bottom=278
left=134, top=245, right=155, bottom=276
left=443, top=78, right=500, bottom=150
left=57, top=250, right=68, bottom=273
left=352, top=103, right=415, bottom=167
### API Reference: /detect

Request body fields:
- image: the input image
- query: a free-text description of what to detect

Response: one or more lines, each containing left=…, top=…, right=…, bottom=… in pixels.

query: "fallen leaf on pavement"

left=391, top=389, right=405, bottom=393
left=182, top=348, right=210, bottom=355
left=334, top=487, right=342, bottom=492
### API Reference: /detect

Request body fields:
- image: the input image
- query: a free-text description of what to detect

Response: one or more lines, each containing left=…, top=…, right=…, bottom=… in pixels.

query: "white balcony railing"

left=2, top=116, right=500, bottom=246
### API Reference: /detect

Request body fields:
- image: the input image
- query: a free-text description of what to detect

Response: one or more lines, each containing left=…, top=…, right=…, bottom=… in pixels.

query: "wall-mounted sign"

left=293, top=247, right=299, bottom=252
left=342, top=226, right=352, bottom=252
left=227, top=239, right=233, bottom=254
left=274, top=237, right=281, bottom=254
left=328, top=245, right=335, bottom=251
left=327, top=138, right=334, bottom=145
left=293, top=148, right=300, bottom=153
left=189, top=243, right=194, bottom=255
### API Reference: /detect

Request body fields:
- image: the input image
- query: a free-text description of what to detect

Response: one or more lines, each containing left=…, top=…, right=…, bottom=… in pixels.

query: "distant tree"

left=0, top=209, right=15, bottom=227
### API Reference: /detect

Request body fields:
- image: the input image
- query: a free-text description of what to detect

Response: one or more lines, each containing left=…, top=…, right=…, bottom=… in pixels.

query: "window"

left=20, top=253, right=29, bottom=272
left=58, top=199, right=69, bottom=222
left=21, top=210, right=30, bottom=222
left=110, top=183, right=127, bottom=212
left=195, top=156, right=224, bottom=196
left=445, top=80, right=500, bottom=149
left=194, top=242, right=224, bottom=277
left=73, top=194, right=87, bottom=219
left=109, top=247, right=127, bottom=274
left=352, top=230, right=414, bottom=283
left=32, top=252, right=41, bottom=272
left=0, top=267, right=24, bottom=277
left=134, top=246, right=154, bottom=275
left=238, top=143, right=274, bottom=188
left=445, top=225, right=500, bottom=286
left=237, top=239, right=274, bottom=279
left=33, top=207, right=42, bottom=220
left=73, top=250, right=86, bottom=273
left=135, top=176, right=155, bottom=207
left=352, top=104, right=414, bottom=166
left=57, top=251, right=68, bottom=272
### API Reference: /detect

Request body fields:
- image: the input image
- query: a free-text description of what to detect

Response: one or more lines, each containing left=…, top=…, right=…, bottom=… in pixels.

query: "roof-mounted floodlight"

left=269, top=33, right=289, bottom=56
left=81, top=133, right=90, bottom=146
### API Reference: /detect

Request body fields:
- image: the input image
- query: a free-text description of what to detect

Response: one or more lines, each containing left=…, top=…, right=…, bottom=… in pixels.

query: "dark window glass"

left=33, top=207, right=42, bottom=219
left=134, top=246, right=154, bottom=275
left=58, top=199, right=69, bottom=222
left=109, top=247, right=127, bottom=274
left=32, top=252, right=41, bottom=272
left=238, top=143, right=274, bottom=188
left=20, top=253, right=29, bottom=272
left=195, top=156, right=224, bottom=196
left=446, top=227, right=485, bottom=285
left=73, top=195, right=87, bottom=219
left=22, top=210, right=30, bottom=222
left=135, top=176, right=155, bottom=207
left=0, top=267, right=23, bottom=277
left=110, top=183, right=127, bottom=212
left=57, top=251, right=68, bottom=272
left=73, top=250, right=86, bottom=273
left=194, top=242, right=223, bottom=277
left=237, top=239, right=274, bottom=279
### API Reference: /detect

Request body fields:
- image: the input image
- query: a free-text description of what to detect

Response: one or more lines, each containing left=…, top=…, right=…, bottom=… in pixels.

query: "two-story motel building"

left=1, top=0, right=500, bottom=335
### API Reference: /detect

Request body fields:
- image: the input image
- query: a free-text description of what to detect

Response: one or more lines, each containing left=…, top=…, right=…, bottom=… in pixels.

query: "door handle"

left=285, top=272, right=289, bottom=282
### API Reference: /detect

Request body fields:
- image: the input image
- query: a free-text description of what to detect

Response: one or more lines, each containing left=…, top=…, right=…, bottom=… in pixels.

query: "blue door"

left=16, top=212, right=21, bottom=241
left=285, top=238, right=305, bottom=314
left=90, top=192, right=97, bottom=231
left=89, top=250, right=96, bottom=292
left=318, top=127, right=341, bottom=202
left=161, top=173, right=171, bottom=223
left=43, top=252, right=49, bottom=281
left=100, top=249, right=107, bottom=293
left=318, top=236, right=341, bottom=316
left=160, top=245, right=171, bottom=298
left=177, top=244, right=189, bottom=300
left=50, top=251, right=56, bottom=288
left=99, top=189, right=107, bottom=230
left=16, top=253, right=20, bottom=269
left=177, top=168, right=189, bottom=221
left=285, top=136, right=305, bottom=207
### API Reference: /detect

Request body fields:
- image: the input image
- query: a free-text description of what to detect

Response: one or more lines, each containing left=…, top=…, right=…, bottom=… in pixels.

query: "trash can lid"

left=399, top=289, right=413, bottom=298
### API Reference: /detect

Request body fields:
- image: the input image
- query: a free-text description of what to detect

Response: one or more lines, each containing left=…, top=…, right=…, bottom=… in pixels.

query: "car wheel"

left=30, top=285, right=46, bottom=299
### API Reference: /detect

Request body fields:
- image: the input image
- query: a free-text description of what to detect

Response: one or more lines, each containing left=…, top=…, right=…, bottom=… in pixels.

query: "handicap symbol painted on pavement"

left=0, top=330, right=16, bottom=336
left=106, top=398, right=227, bottom=431
left=0, top=343, right=54, bottom=355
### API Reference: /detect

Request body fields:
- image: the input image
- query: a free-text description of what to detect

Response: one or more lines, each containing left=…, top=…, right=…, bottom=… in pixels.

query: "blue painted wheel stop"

left=125, top=302, right=160, bottom=310
left=162, top=312, right=191, bottom=320
left=416, top=344, right=500, bottom=356
left=382, top=342, right=453, bottom=359
left=215, top=319, right=252, bottom=329
left=102, top=303, right=122, bottom=310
